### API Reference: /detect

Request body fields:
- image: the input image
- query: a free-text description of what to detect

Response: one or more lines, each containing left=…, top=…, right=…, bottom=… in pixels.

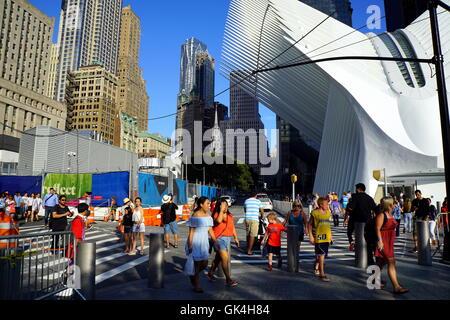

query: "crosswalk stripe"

left=96, top=243, right=124, bottom=253
left=96, top=245, right=149, bottom=265
left=237, top=218, right=244, bottom=224
left=96, top=237, right=121, bottom=245
left=95, top=256, right=148, bottom=284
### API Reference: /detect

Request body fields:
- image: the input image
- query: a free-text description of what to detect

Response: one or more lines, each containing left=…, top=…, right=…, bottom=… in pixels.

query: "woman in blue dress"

left=186, top=196, right=219, bottom=293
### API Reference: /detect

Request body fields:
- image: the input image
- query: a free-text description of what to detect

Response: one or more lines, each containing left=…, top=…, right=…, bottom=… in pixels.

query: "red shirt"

left=212, top=212, right=235, bottom=238
left=71, top=216, right=85, bottom=242
left=210, top=202, right=216, bottom=213
left=267, top=222, right=286, bottom=247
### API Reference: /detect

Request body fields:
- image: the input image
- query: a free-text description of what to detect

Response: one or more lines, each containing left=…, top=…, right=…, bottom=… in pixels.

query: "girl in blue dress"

left=185, top=196, right=219, bottom=293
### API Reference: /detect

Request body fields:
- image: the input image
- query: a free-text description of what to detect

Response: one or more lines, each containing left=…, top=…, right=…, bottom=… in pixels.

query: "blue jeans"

left=404, top=213, right=413, bottom=232
left=163, top=221, right=179, bottom=235
left=44, top=206, right=55, bottom=226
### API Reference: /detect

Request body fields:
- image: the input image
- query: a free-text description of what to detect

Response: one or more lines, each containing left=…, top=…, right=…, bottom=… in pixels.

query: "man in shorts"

left=244, top=192, right=264, bottom=255
left=160, top=194, right=179, bottom=248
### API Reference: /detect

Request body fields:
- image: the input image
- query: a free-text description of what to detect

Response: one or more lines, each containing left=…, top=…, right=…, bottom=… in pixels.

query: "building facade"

left=222, top=0, right=450, bottom=196
left=0, top=0, right=66, bottom=156
left=137, top=132, right=172, bottom=159
left=45, top=43, right=60, bottom=99
left=0, top=0, right=54, bottom=95
left=113, top=112, right=138, bottom=153
left=276, top=0, right=353, bottom=194
left=384, top=0, right=428, bottom=32
left=54, top=0, right=123, bottom=103
left=195, top=51, right=215, bottom=109
left=68, top=65, right=118, bottom=144
left=117, top=5, right=149, bottom=132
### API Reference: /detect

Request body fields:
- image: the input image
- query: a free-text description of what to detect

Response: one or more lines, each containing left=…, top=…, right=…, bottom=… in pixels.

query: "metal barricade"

left=0, top=231, right=84, bottom=300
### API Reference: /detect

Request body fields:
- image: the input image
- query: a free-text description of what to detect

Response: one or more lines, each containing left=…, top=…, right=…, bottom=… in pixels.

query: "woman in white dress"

left=32, top=193, right=42, bottom=222
left=130, top=197, right=145, bottom=255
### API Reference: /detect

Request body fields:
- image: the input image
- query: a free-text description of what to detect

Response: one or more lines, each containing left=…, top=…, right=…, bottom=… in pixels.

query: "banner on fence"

left=138, top=173, right=168, bottom=206
left=92, top=172, right=129, bottom=206
left=175, top=179, right=187, bottom=205
left=0, top=176, right=42, bottom=194
left=43, top=173, right=92, bottom=200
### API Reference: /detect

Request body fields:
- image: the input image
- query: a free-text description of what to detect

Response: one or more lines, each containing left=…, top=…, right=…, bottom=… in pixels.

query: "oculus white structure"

left=221, top=0, right=450, bottom=196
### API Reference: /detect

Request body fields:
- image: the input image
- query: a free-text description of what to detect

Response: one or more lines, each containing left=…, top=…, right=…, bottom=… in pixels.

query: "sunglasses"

left=60, top=199, right=67, bottom=202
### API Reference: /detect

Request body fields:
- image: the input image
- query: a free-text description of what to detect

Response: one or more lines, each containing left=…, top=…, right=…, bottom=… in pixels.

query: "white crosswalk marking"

left=237, top=218, right=244, bottom=224
left=178, top=220, right=187, bottom=225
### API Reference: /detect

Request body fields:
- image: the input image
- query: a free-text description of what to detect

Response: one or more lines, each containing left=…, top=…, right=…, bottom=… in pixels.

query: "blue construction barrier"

left=175, top=179, right=187, bottom=205
left=92, top=172, right=129, bottom=207
left=138, top=173, right=169, bottom=207
left=0, top=176, right=42, bottom=195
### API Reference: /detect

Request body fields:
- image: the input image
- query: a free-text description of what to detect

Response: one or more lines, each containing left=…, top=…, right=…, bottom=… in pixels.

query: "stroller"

left=255, top=216, right=269, bottom=256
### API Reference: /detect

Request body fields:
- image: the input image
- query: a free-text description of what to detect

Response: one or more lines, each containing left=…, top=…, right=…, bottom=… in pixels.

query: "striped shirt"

left=244, top=198, right=263, bottom=221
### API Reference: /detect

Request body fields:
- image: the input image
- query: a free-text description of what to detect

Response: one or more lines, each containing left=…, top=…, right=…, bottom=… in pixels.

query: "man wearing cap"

left=160, top=194, right=179, bottom=248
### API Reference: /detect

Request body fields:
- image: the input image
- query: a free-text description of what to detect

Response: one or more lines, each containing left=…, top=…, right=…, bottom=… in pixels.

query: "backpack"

left=365, top=213, right=388, bottom=245
left=331, top=202, right=341, bottom=215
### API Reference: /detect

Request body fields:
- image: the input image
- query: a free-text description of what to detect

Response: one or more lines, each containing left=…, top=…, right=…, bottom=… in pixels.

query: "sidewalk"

left=96, top=254, right=450, bottom=300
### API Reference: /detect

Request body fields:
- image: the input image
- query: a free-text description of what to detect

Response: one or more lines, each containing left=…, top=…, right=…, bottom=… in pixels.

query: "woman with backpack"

left=375, top=196, right=409, bottom=294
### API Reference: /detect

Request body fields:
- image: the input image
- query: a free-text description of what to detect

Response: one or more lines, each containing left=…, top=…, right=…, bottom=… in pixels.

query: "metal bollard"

left=76, top=241, right=96, bottom=300
left=417, top=220, right=432, bottom=266
left=148, top=233, right=164, bottom=288
left=287, top=225, right=299, bottom=272
left=354, top=222, right=367, bottom=269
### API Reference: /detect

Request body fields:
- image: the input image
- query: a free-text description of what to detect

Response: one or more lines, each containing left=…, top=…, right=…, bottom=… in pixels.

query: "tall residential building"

left=222, top=72, right=265, bottom=175
left=195, top=51, right=215, bottom=109
left=175, top=38, right=214, bottom=153
left=68, top=65, right=118, bottom=145
left=384, top=0, right=428, bottom=32
left=55, top=0, right=122, bottom=103
left=179, top=37, right=207, bottom=95
left=275, top=0, right=353, bottom=194
left=0, top=0, right=66, bottom=170
left=117, top=5, right=149, bottom=132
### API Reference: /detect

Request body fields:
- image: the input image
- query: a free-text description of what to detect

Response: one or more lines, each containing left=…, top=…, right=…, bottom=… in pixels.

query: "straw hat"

left=162, top=195, right=171, bottom=204
left=123, top=198, right=131, bottom=204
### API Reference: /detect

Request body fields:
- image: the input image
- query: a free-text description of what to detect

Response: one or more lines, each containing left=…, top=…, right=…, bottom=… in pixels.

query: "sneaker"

left=349, top=243, right=355, bottom=251
left=267, top=265, right=273, bottom=271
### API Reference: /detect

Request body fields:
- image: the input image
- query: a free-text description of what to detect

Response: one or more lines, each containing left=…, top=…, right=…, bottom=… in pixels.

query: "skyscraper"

left=275, top=0, right=353, bottom=194
left=179, top=37, right=207, bottom=96
left=195, top=52, right=215, bottom=109
left=384, top=0, right=428, bottom=32
left=54, top=0, right=122, bottom=103
left=222, top=72, right=265, bottom=176
left=116, top=5, right=149, bottom=132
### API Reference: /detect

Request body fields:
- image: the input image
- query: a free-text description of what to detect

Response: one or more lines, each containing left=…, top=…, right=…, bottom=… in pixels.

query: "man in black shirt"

left=410, top=190, right=430, bottom=252
left=346, top=183, right=377, bottom=255
left=160, top=194, right=179, bottom=248
left=51, top=195, right=73, bottom=250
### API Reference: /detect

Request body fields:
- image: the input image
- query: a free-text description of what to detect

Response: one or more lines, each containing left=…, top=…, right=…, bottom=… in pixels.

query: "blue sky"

left=29, top=0, right=386, bottom=147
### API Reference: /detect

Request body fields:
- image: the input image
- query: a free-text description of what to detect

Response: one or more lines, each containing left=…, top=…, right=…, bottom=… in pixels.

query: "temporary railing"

left=0, top=231, right=84, bottom=300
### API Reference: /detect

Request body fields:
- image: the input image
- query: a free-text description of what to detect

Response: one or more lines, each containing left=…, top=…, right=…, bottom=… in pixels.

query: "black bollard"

left=417, top=220, right=432, bottom=266
left=355, top=222, right=367, bottom=269
left=148, top=233, right=164, bottom=288
left=287, top=225, right=299, bottom=272
left=76, top=241, right=96, bottom=300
